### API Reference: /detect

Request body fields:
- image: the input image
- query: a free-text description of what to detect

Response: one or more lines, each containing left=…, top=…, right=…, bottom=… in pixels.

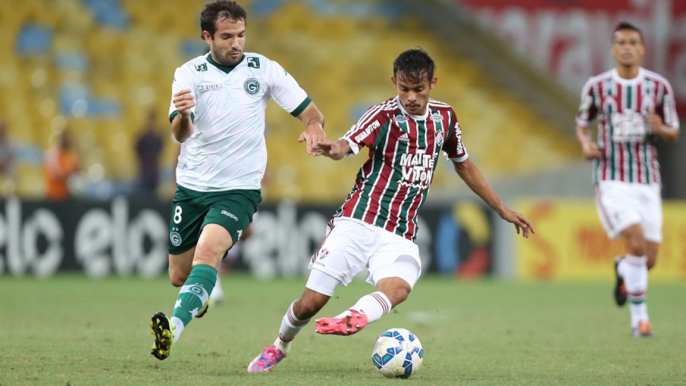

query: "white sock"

left=621, top=254, right=649, bottom=328
left=275, top=301, right=310, bottom=354
left=629, top=303, right=649, bottom=328
left=348, top=291, right=392, bottom=323
left=171, top=316, right=185, bottom=342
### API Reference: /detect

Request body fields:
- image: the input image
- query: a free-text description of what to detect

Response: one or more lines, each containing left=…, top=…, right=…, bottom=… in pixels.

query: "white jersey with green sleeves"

left=168, top=52, right=311, bottom=192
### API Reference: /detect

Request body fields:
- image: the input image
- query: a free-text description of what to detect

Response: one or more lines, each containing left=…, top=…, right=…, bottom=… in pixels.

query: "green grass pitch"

left=1, top=274, right=685, bottom=385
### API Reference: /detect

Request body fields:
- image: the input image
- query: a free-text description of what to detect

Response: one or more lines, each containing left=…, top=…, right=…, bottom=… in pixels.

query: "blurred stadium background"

left=0, top=0, right=685, bottom=281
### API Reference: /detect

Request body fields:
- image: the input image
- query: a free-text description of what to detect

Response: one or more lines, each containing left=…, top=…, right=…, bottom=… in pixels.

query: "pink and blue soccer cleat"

left=314, top=309, right=368, bottom=336
left=247, top=345, right=287, bottom=373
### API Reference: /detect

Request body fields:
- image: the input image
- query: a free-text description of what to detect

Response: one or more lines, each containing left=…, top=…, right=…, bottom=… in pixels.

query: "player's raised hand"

left=581, top=141, right=602, bottom=160
left=500, top=208, right=535, bottom=238
left=646, top=107, right=664, bottom=134
left=173, top=89, right=195, bottom=117
left=298, top=125, right=326, bottom=156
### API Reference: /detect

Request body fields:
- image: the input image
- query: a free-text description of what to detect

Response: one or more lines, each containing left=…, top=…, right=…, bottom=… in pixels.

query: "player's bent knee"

left=372, top=255, right=420, bottom=306
left=169, top=271, right=188, bottom=287
left=621, top=226, right=647, bottom=256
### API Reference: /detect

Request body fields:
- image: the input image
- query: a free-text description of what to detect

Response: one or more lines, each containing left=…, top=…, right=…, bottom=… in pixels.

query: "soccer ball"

left=371, top=328, right=424, bottom=379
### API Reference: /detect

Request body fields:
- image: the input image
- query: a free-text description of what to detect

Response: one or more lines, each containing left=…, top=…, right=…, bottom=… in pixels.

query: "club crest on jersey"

left=244, top=78, right=260, bottom=95
left=195, top=63, right=208, bottom=72
left=197, top=83, right=222, bottom=93
left=435, top=130, right=444, bottom=148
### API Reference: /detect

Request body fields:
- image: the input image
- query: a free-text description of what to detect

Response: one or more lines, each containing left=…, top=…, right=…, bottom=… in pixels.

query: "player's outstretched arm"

left=296, top=102, right=326, bottom=156
left=317, top=139, right=351, bottom=161
left=453, top=159, right=535, bottom=238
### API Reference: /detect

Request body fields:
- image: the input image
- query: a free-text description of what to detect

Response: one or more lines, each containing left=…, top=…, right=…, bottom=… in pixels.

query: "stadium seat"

left=1, top=0, right=578, bottom=202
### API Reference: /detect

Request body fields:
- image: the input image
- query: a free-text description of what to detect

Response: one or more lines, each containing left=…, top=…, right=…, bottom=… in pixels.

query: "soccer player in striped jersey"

left=149, top=1, right=326, bottom=360
left=247, top=49, right=534, bottom=373
left=576, top=22, right=680, bottom=337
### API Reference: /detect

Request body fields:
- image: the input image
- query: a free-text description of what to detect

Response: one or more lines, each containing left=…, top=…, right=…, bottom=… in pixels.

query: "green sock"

left=172, top=264, right=217, bottom=327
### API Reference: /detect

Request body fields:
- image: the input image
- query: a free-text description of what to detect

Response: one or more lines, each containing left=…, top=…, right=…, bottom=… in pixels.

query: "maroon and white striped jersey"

left=334, top=96, right=468, bottom=241
left=576, top=68, right=680, bottom=185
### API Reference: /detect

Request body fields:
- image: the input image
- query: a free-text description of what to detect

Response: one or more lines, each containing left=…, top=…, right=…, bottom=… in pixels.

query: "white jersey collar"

left=396, top=96, right=430, bottom=121
left=611, top=67, right=645, bottom=86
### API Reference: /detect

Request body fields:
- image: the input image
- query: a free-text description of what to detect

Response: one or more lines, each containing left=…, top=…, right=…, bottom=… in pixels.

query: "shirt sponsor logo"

left=430, top=112, right=443, bottom=121
left=454, top=122, right=464, bottom=154
left=247, top=57, right=261, bottom=69
left=394, top=114, right=408, bottom=123
left=195, top=63, right=208, bottom=72
left=197, top=83, right=222, bottom=93
left=221, top=210, right=238, bottom=221
left=398, top=149, right=434, bottom=189
left=244, top=78, right=260, bottom=95
left=354, top=120, right=380, bottom=142
left=611, top=111, right=647, bottom=143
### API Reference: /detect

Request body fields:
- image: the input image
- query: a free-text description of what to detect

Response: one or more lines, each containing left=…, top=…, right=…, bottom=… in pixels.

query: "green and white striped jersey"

left=577, top=68, right=679, bottom=185
left=336, top=97, right=468, bottom=241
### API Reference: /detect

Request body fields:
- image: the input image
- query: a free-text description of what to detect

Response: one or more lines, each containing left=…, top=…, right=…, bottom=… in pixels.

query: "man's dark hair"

left=612, top=21, right=644, bottom=44
left=393, top=49, right=435, bottom=84
left=200, top=1, right=247, bottom=40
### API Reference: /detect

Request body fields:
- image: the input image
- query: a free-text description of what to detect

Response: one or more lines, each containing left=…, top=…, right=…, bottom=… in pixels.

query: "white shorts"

left=308, top=217, right=422, bottom=289
left=595, top=181, right=662, bottom=242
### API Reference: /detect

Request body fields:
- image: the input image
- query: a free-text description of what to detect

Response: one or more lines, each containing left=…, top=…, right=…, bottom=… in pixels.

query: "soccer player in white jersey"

left=247, top=49, right=535, bottom=373
left=149, top=0, right=326, bottom=360
left=576, top=22, right=679, bottom=337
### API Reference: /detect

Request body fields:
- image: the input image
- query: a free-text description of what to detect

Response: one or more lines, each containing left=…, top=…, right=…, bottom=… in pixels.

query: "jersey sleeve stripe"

left=169, top=110, right=195, bottom=123
left=354, top=102, right=388, bottom=130
left=289, top=96, right=312, bottom=117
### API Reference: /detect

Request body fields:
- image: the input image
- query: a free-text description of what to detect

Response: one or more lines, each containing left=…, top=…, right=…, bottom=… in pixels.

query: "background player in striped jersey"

left=575, top=22, right=679, bottom=337
left=247, top=48, right=534, bottom=373
left=149, top=0, right=326, bottom=360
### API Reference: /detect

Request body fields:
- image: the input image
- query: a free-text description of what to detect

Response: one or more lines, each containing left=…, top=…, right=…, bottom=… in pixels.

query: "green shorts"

left=168, top=185, right=261, bottom=255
